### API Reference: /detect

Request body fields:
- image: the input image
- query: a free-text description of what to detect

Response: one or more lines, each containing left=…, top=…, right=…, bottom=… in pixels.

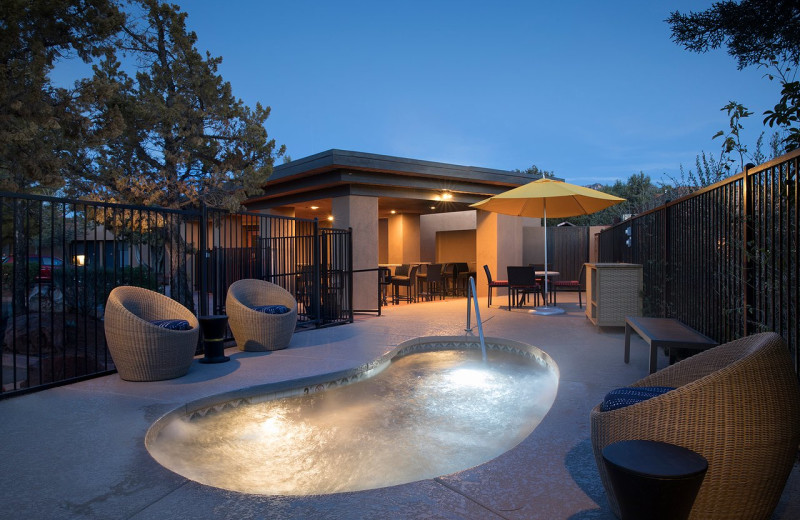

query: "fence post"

left=198, top=202, right=208, bottom=317
left=312, top=218, right=321, bottom=327
left=742, top=164, right=754, bottom=336
left=664, top=201, right=671, bottom=316
left=348, top=227, right=354, bottom=323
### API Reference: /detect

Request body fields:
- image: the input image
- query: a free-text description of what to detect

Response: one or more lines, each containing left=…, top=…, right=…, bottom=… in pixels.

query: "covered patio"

left=1, top=294, right=798, bottom=519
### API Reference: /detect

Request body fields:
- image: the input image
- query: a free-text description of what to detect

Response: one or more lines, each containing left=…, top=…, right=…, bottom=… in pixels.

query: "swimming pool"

left=145, top=336, right=559, bottom=495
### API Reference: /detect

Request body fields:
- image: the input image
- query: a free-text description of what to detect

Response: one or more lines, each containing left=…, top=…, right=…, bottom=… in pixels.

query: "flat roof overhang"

left=244, top=149, right=539, bottom=219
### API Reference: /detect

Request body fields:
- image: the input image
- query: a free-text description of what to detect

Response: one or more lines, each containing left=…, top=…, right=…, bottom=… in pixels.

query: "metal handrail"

left=465, top=276, right=487, bottom=362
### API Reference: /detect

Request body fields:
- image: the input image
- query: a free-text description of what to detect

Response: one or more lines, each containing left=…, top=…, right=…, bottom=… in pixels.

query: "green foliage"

left=73, top=0, right=285, bottom=212
left=0, top=0, right=124, bottom=193
left=56, top=264, right=160, bottom=313
left=764, top=81, right=800, bottom=151
left=668, top=1, right=800, bottom=154
left=553, top=172, right=662, bottom=226
left=514, top=164, right=556, bottom=179
left=1, top=261, right=41, bottom=290
left=713, top=101, right=753, bottom=174
left=667, top=0, right=800, bottom=71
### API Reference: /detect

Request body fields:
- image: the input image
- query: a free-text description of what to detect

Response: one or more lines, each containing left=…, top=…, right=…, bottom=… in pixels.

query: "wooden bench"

left=624, top=316, right=717, bottom=374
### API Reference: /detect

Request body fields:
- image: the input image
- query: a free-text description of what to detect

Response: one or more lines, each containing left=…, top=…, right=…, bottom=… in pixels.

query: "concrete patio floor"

left=1, top=294, right=798, bottom=520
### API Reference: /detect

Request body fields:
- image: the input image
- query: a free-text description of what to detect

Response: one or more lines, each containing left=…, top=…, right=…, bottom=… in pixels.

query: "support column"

left=387, top=214, right=420, bottom=264
left=332, top=195, right=378, bottom=311
left=475, top=211, right=523, bottom=299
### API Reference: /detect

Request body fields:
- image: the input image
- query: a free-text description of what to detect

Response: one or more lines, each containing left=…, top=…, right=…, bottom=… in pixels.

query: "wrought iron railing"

left=598, top=150, right=799, bottom=376
left=0, top=192, right=353, bottom=398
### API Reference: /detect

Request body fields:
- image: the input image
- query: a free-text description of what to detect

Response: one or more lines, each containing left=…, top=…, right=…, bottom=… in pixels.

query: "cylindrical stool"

left=198, top=315, right=230, bottom=364
left=602, top=440, right=707, bottom=520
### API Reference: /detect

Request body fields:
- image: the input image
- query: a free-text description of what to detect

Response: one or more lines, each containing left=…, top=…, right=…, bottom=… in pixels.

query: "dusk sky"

left=55, top=1, right=783, bottom=186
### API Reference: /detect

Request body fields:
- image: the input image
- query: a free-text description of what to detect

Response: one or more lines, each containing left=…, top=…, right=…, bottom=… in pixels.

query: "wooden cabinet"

left=585, top=263, right=642, bottom=327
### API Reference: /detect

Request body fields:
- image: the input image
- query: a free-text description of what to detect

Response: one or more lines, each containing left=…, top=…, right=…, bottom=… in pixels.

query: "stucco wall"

left=420, top=211, right=476, bottom=262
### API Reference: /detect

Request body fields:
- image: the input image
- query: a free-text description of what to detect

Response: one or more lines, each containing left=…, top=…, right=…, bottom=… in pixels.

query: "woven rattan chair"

left=104, top=286, right=200, bottom=381
left=226, top=279, right=297, bottom=351
left=591, top=332, right=800, bottom=520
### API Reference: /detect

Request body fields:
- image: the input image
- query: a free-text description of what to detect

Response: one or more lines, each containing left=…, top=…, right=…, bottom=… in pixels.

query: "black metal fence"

left=598, top=150, right=799, bottom=376
left=0, top=192, right=353, bottom=398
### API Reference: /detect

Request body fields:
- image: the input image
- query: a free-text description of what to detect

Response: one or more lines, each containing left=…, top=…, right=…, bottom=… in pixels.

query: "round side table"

left=602, top=440, right=708, bottom=520
left=198, top=315, right=230, bottom=364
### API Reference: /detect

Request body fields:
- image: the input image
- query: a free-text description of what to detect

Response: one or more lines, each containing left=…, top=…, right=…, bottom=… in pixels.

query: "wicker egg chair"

left=104, top=286, right=200, bottom=382
left=590, top=332, right=800, bottom=520
left=226, top=279, right=297, bottom=352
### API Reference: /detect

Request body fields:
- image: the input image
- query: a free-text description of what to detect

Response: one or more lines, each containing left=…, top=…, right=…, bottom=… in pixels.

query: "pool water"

left=146, top=347, right=559, bottom=495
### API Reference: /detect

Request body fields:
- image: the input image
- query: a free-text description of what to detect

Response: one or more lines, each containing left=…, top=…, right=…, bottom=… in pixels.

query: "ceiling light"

left=310, top=205, right=319, bottom=210
left=390, top=210, right=396, bottom=214
left=327, top=216, right=334, bottom=221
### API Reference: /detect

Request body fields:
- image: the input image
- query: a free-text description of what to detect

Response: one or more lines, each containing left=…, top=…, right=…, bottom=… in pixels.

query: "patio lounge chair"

left=226, top=279, right=298, bottom=351
left=104, top=286, right=200, bottom=381
left=590, top=332, right=800, bottom=520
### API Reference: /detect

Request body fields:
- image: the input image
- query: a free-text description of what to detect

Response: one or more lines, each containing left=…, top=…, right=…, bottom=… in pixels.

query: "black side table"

left=198, top=315, right=230, bottom=364
left=602, top=440, right=708, bottom=520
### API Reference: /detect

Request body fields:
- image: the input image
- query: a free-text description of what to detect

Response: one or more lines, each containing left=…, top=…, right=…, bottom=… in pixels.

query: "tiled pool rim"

left=144, top=335, right=560, bottom=480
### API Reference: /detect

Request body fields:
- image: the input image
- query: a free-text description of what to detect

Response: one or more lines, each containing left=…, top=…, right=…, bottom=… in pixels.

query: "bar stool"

left=392, top=265, right=418, bottom=304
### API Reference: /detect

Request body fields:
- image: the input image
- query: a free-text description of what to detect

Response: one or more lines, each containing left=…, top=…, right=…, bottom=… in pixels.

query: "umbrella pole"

left=543, top=201, right=548, bottom=298
left=531, top=199, right=565, bottom=315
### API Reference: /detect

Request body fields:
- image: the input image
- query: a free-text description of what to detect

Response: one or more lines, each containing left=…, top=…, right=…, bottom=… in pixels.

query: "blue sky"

left=56, top=1, right=783, bottom=186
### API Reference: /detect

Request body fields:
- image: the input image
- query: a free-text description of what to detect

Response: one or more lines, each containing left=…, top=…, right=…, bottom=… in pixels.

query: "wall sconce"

left=327, top=216, right=334, bottom=222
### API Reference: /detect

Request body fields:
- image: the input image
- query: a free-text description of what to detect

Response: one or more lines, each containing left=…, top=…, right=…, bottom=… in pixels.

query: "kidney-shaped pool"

left=145, top=336, right=559, bottom=495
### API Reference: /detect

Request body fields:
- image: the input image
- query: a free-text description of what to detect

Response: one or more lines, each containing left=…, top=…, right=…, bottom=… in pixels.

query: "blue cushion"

left=150, top=319, right=192, bottom=331
left=252, top=304, right=291, bottom=315
left=601, top=386, right=675, bottom=412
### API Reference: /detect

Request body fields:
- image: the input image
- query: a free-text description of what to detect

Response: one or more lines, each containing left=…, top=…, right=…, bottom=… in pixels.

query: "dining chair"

left=506, top=266, right=542, bottom=309
left=483, top=265, right=508, bottom=308
left=552, top=263, right=586, bottom=307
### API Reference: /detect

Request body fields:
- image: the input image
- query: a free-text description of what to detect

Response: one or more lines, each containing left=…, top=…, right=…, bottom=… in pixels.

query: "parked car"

left=2, top=255, right=64, bottom=282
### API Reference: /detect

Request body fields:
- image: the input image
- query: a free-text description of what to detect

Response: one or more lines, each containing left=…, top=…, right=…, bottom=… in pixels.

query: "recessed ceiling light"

left=310, top=205, right=319, bottom=210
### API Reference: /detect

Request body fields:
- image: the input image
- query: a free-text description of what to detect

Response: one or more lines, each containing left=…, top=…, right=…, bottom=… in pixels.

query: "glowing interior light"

left=447, top=368, right=492, bottom=388
left=390, top=210, right=396, bottom=214
left=310, top=206, right=319, bottom=210
left=442, top=192, right=453, bottom=200
left=327, top=216, right=334, bottom=221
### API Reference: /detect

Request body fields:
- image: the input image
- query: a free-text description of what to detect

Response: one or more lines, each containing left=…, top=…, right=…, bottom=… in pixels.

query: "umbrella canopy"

left=470, top=178, right=624, bottom=219
left=470, top=178, right=624, bottom=315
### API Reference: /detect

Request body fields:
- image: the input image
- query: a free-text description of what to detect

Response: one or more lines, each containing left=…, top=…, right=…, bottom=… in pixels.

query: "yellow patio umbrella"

left=470, top=178, right=624, bottom=315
